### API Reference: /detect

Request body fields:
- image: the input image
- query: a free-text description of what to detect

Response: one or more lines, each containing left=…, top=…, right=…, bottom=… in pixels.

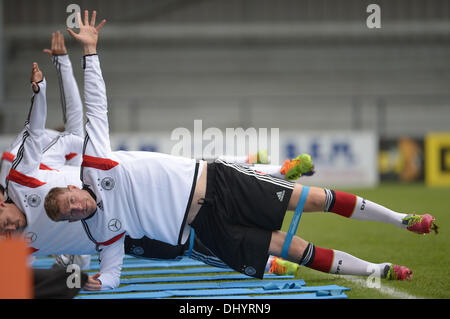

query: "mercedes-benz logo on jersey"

left=108, top=219, right=122, bottom=232
left=101, top=177, right=115, bottom=190
left=26, top=232, right=37, bottom=243
left=26, top=194, right=41, bottom=207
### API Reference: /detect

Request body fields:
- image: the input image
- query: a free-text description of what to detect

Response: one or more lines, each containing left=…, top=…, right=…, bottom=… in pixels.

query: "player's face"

left=57, top=186, right=97, bottom=221
left=0, top=201, right=27, bottom=235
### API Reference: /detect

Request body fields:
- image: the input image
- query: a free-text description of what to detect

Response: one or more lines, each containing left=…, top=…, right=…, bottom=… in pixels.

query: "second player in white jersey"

left=5, top=74, right=97, bottom=256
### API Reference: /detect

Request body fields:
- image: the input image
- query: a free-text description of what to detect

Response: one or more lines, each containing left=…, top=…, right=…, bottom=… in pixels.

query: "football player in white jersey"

left=1, top=61, right=98, bottom=254
left=0, top=41, right=96, bottom=268
left=0, top=31, right=93, bottom=270
left=0, top=31, right=96, bottom=269
left=46, top=11, right=438, bottom=290
left=0, top=27, right=313, bottom=292
left=0, top=53, right=310, bottom=290
left=0, top=34, right=313, bottom=289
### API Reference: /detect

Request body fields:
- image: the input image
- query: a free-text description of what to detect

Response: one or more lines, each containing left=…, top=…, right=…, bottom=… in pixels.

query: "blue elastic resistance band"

left=281, top=186, right=309, bottom=259
left=187, top=228, right=195, bottom=258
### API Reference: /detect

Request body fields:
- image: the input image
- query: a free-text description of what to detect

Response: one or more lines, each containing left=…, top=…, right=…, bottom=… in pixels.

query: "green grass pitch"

left=281, top=182, right=450, bottom=299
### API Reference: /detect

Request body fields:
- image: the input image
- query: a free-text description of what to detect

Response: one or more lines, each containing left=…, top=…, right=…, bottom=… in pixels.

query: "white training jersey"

left=5, top=79, right=97, bottom=257
left=0, top=131, right=83, bottom=189
left=0, top=128, right=57, bottom=189
left=80, top=55, right=203, bottom=289
left=0, top=54, right=84, bottom=189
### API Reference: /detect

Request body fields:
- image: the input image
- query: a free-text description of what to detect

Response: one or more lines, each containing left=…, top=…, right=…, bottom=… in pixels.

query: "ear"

left=0, top=200, right=6, bottom=207
left=67, top=185, right=78, bottom=191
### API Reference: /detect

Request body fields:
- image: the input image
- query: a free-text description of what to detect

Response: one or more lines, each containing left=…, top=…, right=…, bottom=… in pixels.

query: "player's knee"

left=288, top=185, right=325, bottom=212
left=304, top=187, right=326, bottom=211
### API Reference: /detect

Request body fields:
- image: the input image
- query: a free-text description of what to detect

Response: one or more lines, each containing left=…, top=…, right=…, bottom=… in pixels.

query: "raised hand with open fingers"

left=66, top=10, right=106, bottom=55
left=43, top=31, right=67, bottom=56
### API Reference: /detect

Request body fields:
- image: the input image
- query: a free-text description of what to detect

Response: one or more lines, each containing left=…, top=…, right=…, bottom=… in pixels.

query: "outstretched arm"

left=1, top=64, right=49, bottom=190
left=19, top=63, right=47, bottom=173
left=44, top=31, right=84, bottom=138
left=6, top=63, right=47, bottom=197
left=66, top=10, right=109, bottom=158
left=84, top=236, right=124, bottom=291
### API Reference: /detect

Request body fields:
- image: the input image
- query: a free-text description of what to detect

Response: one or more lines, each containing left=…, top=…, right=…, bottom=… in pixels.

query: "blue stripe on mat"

left=93, top=258, right=205, bottom=269
left=34, top=255, right=132, bottom=263
left=78, top=279, right=307, bottom=294
left=119, top=273, right=294, bottom=284
left=76, top=285, right=348, bottom=299
left=33, top=258, right=205, bottom=269
left=94, top=266, right=235, bottom=277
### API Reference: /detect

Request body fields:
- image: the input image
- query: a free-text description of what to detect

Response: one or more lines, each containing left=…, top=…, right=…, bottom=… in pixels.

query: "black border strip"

left=177, top=161, right=200, bottom=245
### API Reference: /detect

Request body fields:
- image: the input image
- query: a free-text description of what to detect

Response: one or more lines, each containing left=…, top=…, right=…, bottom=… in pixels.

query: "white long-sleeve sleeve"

left=83, top=54, right=112, bottom=159
left=52, top=54, right=84, bottom=138
left=82, top=54, right=123, bottom=290
left=10, top=79, right=48, bottom=177
left=97, top=235, right=125, bottom=290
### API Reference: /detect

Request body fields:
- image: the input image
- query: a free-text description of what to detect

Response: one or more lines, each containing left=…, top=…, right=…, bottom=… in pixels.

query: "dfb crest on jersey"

left=27, top=194, right=41, bottom=207
left=108, top=219, right=122, bottom=232
left=101, top=177, right=115, bottom=190
left=26, top=232, right=37, bottom=243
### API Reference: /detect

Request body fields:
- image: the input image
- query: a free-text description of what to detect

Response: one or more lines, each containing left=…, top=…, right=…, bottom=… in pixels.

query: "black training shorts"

left=190, top=160, right=295, bottom=278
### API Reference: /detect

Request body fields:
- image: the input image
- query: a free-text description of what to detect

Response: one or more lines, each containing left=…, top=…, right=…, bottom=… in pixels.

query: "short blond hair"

left=44, top=187, right=69, bottom=221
